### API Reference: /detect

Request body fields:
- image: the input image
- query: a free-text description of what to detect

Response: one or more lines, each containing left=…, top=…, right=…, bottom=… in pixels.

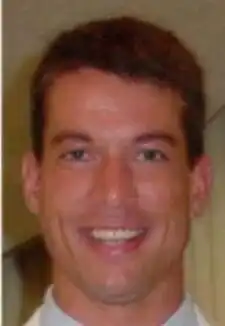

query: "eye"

left=137, top=149, right=168, bottom=162
left=59, top=149, right=90, bottom=162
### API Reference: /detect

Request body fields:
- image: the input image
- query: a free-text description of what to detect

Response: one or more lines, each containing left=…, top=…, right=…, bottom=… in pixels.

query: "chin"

left=77, top=270, right=151, bottom=306
left=82, top=283, right=148, bottom=306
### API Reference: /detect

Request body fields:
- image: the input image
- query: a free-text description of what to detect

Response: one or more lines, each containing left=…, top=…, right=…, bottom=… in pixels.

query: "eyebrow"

left=50, top=130, right=178, bottom=147
left=51, top=131, right=92, bottom=145
left=134, top=132, right=177, bottom=147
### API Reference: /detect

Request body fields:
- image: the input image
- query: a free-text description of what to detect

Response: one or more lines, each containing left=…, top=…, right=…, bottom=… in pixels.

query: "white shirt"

left=24, top=287, right=210, bottom=326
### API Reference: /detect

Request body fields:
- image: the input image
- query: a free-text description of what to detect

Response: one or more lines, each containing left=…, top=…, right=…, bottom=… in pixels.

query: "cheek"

left=138, top=173, right=191, bottom=259
left=40, top=168, right=94, bottom=213
left=38, top=168, right=92, bottom=258
left=137, top=170, right=190, bottom=218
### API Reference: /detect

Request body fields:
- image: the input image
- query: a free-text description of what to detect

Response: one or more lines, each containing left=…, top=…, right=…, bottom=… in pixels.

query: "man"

left=22, top=16, right=212, bottom=325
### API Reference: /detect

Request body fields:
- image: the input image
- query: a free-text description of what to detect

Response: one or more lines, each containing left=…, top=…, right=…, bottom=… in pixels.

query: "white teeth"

left=91, top=229, right=143, bottom=241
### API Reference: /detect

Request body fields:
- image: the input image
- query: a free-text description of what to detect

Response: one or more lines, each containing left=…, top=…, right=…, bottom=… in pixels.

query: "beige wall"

left=3, top=1, right=225, bottom=325
left=184, top=108, right=225, bottom=324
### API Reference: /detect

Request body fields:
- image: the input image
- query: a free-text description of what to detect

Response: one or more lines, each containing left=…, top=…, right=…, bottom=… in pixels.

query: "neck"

left=52, top=264, right=184, bottom=326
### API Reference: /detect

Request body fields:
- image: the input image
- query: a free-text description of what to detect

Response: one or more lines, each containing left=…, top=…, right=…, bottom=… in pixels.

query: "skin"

left=23, top=68, right=211, bottom=326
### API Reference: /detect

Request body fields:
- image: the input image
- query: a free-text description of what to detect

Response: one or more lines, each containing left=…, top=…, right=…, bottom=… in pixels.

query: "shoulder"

left=23, top=307, right=41, bottom=326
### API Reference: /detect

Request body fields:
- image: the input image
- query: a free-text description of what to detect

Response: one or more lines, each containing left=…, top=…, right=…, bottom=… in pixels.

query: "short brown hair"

left=30, top=16, right=205, bottom=166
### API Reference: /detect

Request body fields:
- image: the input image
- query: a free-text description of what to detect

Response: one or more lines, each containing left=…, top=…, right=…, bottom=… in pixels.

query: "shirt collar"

left=164, top=293, right=199, bottom=326
left=40, top=286, right=82, bottom=326
left=40, top=286, right=199, bottom=326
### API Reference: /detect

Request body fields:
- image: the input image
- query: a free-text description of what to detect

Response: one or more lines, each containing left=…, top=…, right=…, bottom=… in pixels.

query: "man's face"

left=23, top=69, right=208, bottom=305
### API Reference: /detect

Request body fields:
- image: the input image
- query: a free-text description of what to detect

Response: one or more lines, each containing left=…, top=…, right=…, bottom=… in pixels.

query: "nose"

left=95, top=155, right=137, bottom=207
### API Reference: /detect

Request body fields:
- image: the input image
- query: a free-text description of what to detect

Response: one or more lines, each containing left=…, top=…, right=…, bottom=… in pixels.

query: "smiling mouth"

left=90, top=228, right=145, bottom=243
left=79, top=227, right=148, bottom=258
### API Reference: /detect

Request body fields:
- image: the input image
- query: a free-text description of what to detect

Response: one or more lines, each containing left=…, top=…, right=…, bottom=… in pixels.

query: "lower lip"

left=79, top=229, right=148, bottom=259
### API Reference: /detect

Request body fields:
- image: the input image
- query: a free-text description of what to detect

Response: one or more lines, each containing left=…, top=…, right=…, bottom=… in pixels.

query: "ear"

left=190, top=155, right=213, bottom=219
left=22, top=152, right=41, bottom=215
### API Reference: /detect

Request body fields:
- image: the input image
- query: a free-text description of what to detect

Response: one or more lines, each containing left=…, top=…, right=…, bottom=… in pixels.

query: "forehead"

left=45, top=68, right=184, bottom=138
